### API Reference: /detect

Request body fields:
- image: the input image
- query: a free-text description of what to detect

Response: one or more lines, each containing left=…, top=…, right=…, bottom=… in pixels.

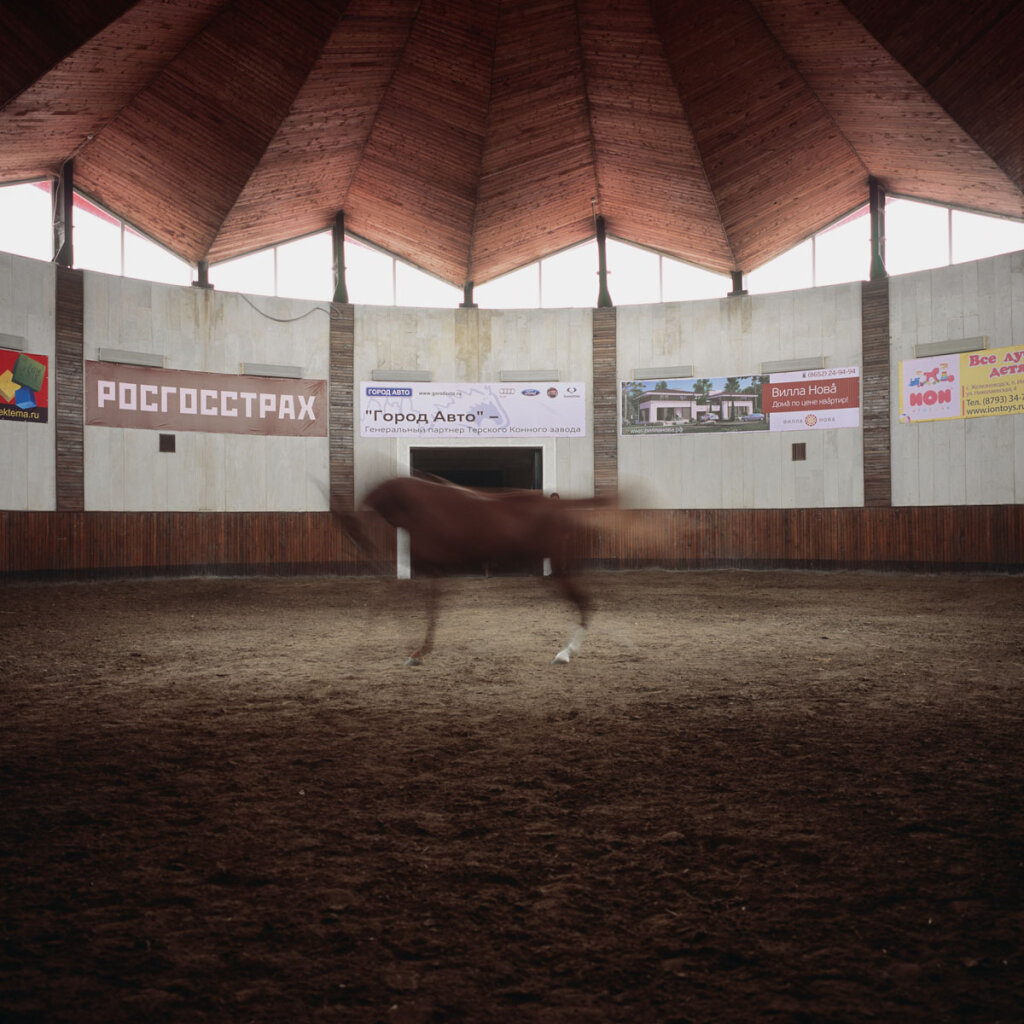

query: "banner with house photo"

left=620, top=367, right=860, bottom=435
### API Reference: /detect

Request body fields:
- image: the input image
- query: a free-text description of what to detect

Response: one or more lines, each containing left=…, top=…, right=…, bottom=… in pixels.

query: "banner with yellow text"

left=899, top=344, right=1024, bottom=423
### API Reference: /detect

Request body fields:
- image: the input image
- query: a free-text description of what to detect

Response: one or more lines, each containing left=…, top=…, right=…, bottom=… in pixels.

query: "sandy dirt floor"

left=1, top=568, right=1023, bottom=1023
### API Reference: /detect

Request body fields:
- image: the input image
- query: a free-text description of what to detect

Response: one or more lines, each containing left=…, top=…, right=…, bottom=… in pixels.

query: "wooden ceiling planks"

left=1, top=0, right=1022, bottom=283
left=75, top=0, right=344, bottom=263
left=0, top=0, right=137, bottom=107
left=843, top=0, right=1024, bottom=204
left=343, top=0, right=499, bottom=284
left=751, top=0, right=1023, bottom=218
left=653, top=0, right=866, bottom=271
left=468, top=0, right=597, bottom=284
left=208, top=0, right=420, bottom=263
left=0, top=0, right=225, bottom=182
left=580, top=0, right=735, bottom=273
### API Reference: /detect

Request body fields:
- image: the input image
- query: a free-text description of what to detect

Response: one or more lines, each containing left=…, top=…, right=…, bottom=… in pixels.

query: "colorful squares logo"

left=12, top=353, right=46, bottom=393
left=0, top=348, right=49, bottom=423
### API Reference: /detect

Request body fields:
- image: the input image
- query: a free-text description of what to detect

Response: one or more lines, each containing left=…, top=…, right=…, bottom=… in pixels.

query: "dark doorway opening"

left=408, top=447, right=544, bottom=575
left=410, top=446, right=542, bottom=491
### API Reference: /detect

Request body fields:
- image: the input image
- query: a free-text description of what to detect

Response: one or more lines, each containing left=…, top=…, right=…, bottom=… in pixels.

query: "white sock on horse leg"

left=553, top=626, right=587, bottom=664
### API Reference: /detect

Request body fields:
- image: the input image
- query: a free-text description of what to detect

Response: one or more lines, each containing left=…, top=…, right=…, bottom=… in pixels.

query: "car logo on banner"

left=360, top=381, right=587, bottom=437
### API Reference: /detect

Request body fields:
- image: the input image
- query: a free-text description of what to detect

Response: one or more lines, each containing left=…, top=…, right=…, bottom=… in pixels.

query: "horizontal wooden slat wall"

left=54, top=266, right=84, bottom=512
left=3, top=506, right=1021, bottom=579
left=592, top=307, right=618, bottom=498
left=862, top=278, right=891, bottom=507
left=571, top=506, right=1024, bottom=573
left=329, top=302, right=355, bottom=510
left=1, top=512, right=395, bottom=579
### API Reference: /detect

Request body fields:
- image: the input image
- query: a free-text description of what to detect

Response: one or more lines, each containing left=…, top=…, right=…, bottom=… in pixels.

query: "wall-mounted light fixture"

left=914, top=336, right=988, bottom=358
left=499, top=369, right=560, bottom=382
left=631, top=364, right=694, bottom=380
left=370, top=369, right=432, bottom=382
left=0, top=332, right=26, bottom=351
left=759, top=356, right=826, bottom=374
left=241, top=362, right=304, bottom=378
left=97, top=347, right=164, bottom=367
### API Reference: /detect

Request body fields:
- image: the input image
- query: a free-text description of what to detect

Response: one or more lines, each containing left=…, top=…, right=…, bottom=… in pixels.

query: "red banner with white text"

left=85, top=362, right=327, bottom=436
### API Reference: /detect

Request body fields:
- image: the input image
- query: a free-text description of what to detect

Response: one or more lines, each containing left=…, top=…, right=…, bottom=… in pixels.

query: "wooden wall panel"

left=570, top=505, right=1023, bottom=572
left=329, top=302, right=355, bottom=510
left=862, top=277, right=891, bottom=506
left=592, top=306, right=618, bottom=497
left=3, top=506, right=1020, bottom=579
left=1, top=511, right=394, bottom=578
left=55, top=266, right=84, bottom=511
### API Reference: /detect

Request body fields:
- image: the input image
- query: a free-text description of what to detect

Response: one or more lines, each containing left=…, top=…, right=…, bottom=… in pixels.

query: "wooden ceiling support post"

left=332, top=211, right=349, bottom=304
left=460, top=281, right=477, bottom=308
left=728, top=270, right=748, bottom=296
left=595, top=215, right=613, bottom=308
left=194, top=260, right=212, bottom=289
left=869, top=177, right=887, bottom=280
left=52, top=159, right=74, bottom=268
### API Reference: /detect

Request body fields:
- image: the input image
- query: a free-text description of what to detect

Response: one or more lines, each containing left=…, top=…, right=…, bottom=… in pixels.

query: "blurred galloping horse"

left=336, top=474, right=605, bottom=665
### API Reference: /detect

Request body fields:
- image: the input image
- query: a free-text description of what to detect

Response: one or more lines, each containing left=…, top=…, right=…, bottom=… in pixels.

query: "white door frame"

left=392, top=438, right=557, bottom=578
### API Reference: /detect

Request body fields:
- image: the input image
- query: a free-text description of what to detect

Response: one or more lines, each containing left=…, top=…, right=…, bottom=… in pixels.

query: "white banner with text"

left=360, top=381, right=587, bottom=438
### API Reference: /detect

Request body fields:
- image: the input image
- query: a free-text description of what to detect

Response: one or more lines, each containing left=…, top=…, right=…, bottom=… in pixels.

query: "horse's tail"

left=332, top=507, right=376, bottom=556
left=557, top=489, right=665, bottom=566
left=314, top=477, right=381, bottom=560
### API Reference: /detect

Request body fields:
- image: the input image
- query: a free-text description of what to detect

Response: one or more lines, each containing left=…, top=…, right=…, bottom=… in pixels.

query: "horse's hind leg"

left=406, top=576, right=439, bottom=666
left=551, top=570, right=590, bottom=665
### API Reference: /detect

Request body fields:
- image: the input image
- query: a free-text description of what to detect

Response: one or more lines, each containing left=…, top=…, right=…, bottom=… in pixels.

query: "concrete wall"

left=890, top=250, right=1024, bottom=506
left=83, top=273, right=331, bottom=511
left=6, top=249, right=1024, bottom=517
left=353, top=305, right=594, bottom=499
left=617, top=283, right=864, bottom=508
left=0, top=253, right=55, bottom=510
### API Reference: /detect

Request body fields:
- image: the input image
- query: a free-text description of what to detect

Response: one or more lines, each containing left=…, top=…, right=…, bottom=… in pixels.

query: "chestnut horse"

left=336, top=475, right=603, bottom=665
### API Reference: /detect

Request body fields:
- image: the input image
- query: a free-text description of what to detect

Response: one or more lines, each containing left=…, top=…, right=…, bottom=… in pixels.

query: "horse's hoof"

left=405, top=656, right=422, bottom=667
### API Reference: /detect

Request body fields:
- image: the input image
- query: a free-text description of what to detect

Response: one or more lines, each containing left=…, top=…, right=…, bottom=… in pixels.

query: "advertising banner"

left=85, top=361, right=327, bottom=436
left=961, top=345, right=1024, bottom=419
left=0, top=348, right=49, bottom=424
left=899, top=355, right=961, bottom=422
left=620, top=367, right=860, bottom=435
left=899, top=344, right=1024, bottom=423
left=360, top=381, right=586, bottom=438
left=762, top=367, right=861, bottom=431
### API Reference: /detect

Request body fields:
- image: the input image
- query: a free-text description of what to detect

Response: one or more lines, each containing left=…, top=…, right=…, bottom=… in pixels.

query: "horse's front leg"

left=405, top=576, right=439, bottom=666
left=551, top=567, right=590, bottom=665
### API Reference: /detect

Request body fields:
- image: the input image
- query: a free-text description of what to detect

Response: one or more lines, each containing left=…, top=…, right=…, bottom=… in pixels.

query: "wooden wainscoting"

left=3, top=506, right=1022, bottom=579
left=574, top=505, right=1023, bottom=573
left=1, top=511, right=394, bottom=579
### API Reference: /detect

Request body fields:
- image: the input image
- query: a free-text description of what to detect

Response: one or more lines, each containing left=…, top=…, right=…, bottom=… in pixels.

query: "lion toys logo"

left=0, top=349, right=49, bottom=424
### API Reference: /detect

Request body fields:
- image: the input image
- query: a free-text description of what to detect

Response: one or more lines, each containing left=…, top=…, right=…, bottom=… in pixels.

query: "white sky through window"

left=1, top=181, right=1022, bottom=307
